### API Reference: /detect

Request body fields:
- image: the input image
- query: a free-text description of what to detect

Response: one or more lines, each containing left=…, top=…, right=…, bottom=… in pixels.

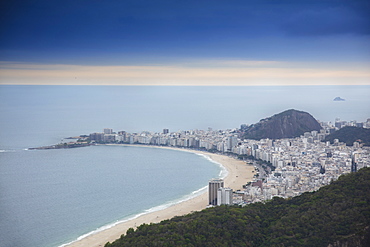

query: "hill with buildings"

left=324, top=126, right=370, bottom=146
left=105, top=167, right=370, bottom=247
left=241, top=109, right=322, bottom=140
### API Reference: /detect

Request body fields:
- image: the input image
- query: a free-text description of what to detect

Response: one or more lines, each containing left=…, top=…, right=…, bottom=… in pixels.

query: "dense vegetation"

left=106, top=168, right=370, bottom=247
left=241, top=109, right=322, bottom=140
left=324, top=126, right=370, bottom=146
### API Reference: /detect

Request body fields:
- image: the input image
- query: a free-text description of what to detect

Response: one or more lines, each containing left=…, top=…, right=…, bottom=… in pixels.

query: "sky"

left=0, top=0, right=369, bottom=85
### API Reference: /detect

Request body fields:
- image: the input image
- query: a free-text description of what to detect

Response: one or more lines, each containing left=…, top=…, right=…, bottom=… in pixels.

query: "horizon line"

left=1, top=83, right=370, bottom=86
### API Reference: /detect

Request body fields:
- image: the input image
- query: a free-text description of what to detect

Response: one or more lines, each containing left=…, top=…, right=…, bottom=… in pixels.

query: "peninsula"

left=29, top=142, right=92, bottom=150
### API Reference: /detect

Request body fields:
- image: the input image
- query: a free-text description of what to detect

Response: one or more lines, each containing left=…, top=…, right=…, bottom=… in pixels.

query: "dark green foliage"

left=107, top=168, right=370, bottom=247
left=324, top=126, right=370, bottom=146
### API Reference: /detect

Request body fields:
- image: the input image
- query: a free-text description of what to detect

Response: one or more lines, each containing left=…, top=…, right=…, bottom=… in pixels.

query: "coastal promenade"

left=65, top=145, right=254, bottom=247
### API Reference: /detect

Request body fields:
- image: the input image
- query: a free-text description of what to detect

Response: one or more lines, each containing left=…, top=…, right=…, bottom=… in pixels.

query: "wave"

left=0, top=148, right=32, bottom=152
left=0, top=149, right=17, bottom=153
left=59, top=185, right=207, bottom=247
left=195, top=153, right=229, bottom=179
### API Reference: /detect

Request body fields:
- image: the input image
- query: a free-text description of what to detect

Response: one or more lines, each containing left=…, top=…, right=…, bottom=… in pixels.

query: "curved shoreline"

left=64, top=144, right=254, bottom=247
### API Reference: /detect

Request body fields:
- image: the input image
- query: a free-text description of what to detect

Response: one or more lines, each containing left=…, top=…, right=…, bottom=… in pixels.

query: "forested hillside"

left=324, top=126, right=370, bottom=146
left=106, top=168, right=370, bottom=247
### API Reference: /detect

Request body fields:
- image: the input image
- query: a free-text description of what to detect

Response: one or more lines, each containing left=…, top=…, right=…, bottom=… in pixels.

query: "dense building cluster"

left=88, top=118, right=370, bottom=205
left=239, top=134, right=369, bottom=204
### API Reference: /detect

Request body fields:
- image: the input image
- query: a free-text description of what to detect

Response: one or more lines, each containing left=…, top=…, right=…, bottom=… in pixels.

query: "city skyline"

left=1, top=0, right=369, bottom=86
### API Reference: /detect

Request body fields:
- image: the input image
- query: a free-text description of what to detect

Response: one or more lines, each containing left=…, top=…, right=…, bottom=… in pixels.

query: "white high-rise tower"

left=217, top=187, right=233, bottom=206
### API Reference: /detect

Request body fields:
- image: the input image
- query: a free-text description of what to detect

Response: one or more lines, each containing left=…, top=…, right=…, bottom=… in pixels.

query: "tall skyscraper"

left=217, top=187, right=233, bottom=206
left=163, top=129, right=169, bottom=134
left=227, top=135, right=238, bottom=151
left=351, top=153, right=358, bottom=173
left=209, top=178, right=224, bottom=205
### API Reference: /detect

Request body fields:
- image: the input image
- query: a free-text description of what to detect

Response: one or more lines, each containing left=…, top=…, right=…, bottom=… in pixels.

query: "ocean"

left=0, top=85, right=369, bottom=247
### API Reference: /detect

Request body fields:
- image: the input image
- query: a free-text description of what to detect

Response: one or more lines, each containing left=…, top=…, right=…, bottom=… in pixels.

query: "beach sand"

left=65, top=145, right=254, bottom=247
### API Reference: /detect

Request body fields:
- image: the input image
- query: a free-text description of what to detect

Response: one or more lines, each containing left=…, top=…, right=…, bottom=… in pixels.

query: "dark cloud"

left=281, top=1, right=370, bottom=36
left=2, top=1, right=368, bottom=42
left=0, top=0, right=368, bottom=63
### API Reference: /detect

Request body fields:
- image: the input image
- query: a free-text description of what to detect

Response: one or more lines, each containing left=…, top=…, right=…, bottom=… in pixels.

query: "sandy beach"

left=65, top=145, right=254, bottom=247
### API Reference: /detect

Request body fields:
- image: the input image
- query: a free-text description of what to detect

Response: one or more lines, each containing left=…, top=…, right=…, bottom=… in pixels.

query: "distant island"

left=333, top=97, right=345, bottom=101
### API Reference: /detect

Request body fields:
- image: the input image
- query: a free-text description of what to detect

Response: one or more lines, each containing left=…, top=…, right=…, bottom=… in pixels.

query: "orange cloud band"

left=1, top=62, right=369, bottom=86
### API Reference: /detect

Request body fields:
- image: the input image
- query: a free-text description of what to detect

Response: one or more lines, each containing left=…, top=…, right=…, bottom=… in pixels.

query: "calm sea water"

left=0, top=85, right=369, bottom=247
left=0, top=145, right=222, bottom=247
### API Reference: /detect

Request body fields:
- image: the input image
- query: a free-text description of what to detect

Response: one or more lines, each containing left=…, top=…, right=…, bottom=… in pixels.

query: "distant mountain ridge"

left=241, top=109, right=322, bottom=140
left=324, top=126, right=370, bottom=146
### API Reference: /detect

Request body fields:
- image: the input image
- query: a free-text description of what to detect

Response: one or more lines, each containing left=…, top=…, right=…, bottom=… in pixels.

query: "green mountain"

left=106, top=168, right=370, bottom=247
left=324, top=126, right=370, bottom=146
left=241, top=109, right=322, bottom=140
